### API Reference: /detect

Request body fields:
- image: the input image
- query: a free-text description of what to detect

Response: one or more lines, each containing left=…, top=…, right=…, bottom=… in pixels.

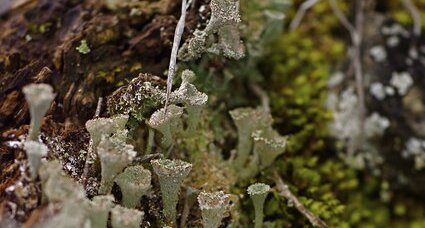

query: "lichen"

left=23, top=141, right=48, bottom=179
left=147, top=105, right=183, bottom=148
left=247, top=183, right=270, bottom=228
left=111, top=205, right=144, bottom=228
left=178, top=0, right=245, bottom=60
left=198, top=191, right=231, bottom=228
left=151, top=159, right=192, bottom=225
left=229, top=107, right=272, bottom=170
left=76, top=40, right=91, bottom=55
left=97, top=136, right=137, bottom=194
left=22, top=83, right=55, bottom=141
left=114, top=165, right=151, bottom=208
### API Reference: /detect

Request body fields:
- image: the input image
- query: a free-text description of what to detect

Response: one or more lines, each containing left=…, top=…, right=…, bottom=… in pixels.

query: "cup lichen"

left=23, top=141, right=48, bottom=179
left=97, top=136, right=137, bottom=194
left=170, top=70, right=208, bottom=134
left=151, top=158, right=192, bottom=225
left=111, top=205, right=144, bottom=228
left=22, top=83, right=55, bottom=141
left=114, top=165, right=152, bottom=208
left=247, top=183, right=270, bottom=228
left=147, top=105, right=183, bottom=148
left=197, top=191, right=231, bottom=228
left=229, top=107, right=272, bottom=170
left=252, top=129, right=288, bottom=169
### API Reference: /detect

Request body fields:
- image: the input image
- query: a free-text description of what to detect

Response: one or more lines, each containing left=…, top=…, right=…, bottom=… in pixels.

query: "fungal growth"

left=22, top=83, right=55, bottom=141
left=114, top=165, right=152, bottom=208
left=247, top=183, right=270, bottom=228
left=23, top=141, right=48, bottom=179
left=197, top=191, right=231, bottom=228
left=97, top=136, right=137, bottom=194
left=147, top=105, right=183, bottom=148
left=178, top=0, right=245, bottom=60
left=151, top=159, right=192, bottom=225
left=111, top=205, right=144, bottom=228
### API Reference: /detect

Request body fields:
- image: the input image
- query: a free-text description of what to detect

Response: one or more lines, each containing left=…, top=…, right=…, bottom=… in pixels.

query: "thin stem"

left=165, top=0, right=190, bottom=112
left=401, top=0, right=422, bottom=39
left=273, top=170, right=328, bottom=228
left=146, top=127, right=155, bottom=154
left=290, top=0, right=321, bottom=31
left=94, top=97, right=103, bottom=118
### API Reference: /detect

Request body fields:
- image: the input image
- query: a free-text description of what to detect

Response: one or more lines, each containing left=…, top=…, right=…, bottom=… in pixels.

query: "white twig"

left=250, top=83, right=270, bottom=113
left=401, top=0, right=422, bottom=39
left=273, top=170, right=328, bottom=228
left=290, top=0, right=321, bottom=31
left=328, top=0, right=355, bottom=36
left=94, top=97, right=103, bottom=118
left=165, top=0, right=190, bottom=111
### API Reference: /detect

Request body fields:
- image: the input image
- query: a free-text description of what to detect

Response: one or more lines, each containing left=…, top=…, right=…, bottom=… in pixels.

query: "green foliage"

left=381, top=0, right=425, bottom=27
left=262, top=0, right=345, bottom=153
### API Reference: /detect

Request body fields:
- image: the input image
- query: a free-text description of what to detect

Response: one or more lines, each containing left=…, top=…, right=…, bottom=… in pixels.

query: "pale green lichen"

left=229, top=107, right=272, bottom=170
left=252, top=128, right=288, bottom=169
left=197, top=191, right=231, bottom=228
left=86, top=195, right=115, bottom=228
left=40, top=200, right=90, bottom=228
left=97, top=136, right=137, bottom=194
left=39, top=160, right=85, bottom=203
left=147, top=105, right=183, bottom=148
left=22, top=83, right=55, bottom=141
left=178, top=0, right=245, bottom=60
left=151, top=159, right=192, bottom=225
left=23, top=141, right=48, bottom=179
left=114, top=165, right=151, bottom=208
left=171, top=70, right=208, bottom=134
left=76, top=39, right=91, bottom=54
left=85, top=114, right=129, bottom=151
left=111, top=205, right=144, bottom=228
left=247, top=183, right=270, bottom=228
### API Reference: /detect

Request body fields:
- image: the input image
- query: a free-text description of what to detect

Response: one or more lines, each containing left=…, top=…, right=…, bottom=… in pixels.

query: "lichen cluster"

left=2, top=0, right=425, bottom=227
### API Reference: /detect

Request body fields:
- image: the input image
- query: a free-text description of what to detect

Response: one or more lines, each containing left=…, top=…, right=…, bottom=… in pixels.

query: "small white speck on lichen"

left=247, top=183, right=270, bottom=196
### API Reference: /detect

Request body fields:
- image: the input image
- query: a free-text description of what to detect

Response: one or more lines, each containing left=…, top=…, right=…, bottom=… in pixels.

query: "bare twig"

left=250, top=83, right=270, bottom=113
left=401, top=0, right=422, bottom=39
left=329, top=0, right=356, bottom=35
left=290, top=0, right=321, bottom=31
left=94, top=97, right=103, bottom=118
left=165, top=0, right=190, bottom=111
left=273, top=170, right=328, bottom=228
left=329, top=0, right=366, bottom=154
